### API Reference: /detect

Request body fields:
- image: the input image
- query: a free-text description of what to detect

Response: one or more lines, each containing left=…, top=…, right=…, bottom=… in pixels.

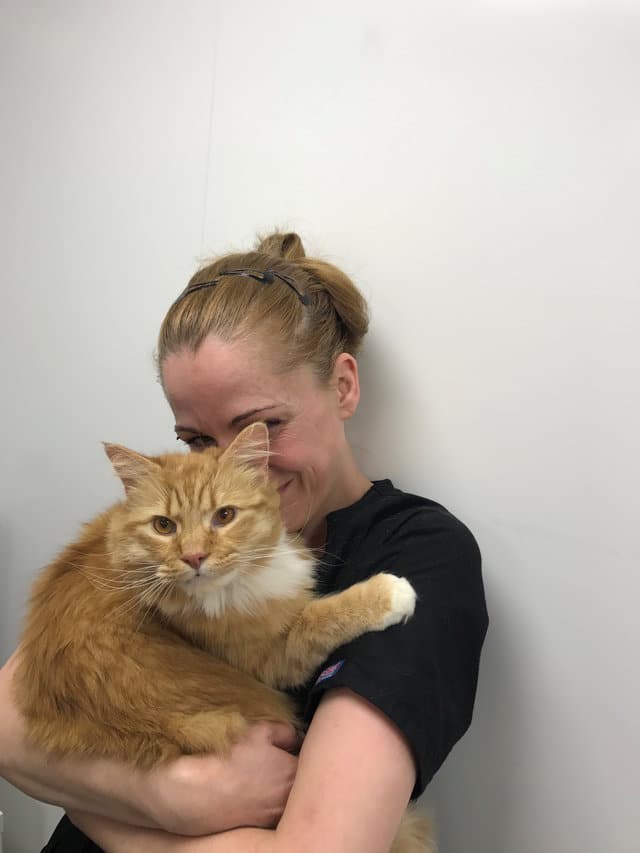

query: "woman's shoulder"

left=327, top=478, right=477, bottom=549
left=322, top=479, right=480, bottom=590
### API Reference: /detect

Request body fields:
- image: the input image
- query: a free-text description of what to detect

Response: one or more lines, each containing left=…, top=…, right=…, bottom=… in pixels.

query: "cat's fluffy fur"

left=14, top=424, right=434, bottom=851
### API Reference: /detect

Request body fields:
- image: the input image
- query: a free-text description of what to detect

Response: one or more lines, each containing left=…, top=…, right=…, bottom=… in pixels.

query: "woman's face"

left=161, top=335, right=361, bottom=541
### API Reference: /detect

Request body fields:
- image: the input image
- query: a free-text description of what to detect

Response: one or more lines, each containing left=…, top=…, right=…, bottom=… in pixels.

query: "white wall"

left=2, top=2, right=639, bottom=852
left=0, top=2, right=220, bottom=848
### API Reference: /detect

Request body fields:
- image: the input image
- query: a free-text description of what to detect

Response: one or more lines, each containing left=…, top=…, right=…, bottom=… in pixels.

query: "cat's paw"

left=377, top=574, right=417, bottom=629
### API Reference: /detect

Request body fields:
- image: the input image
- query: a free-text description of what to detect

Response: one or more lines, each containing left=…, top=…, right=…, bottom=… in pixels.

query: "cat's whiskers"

left=238, top=543, right=306, bottom=563
left=149, top=582, right=178, bottom=625
left=246, top=533, right=340, bottom=567
left=72, top=561, right=171, bottom=616
left=298, top=546, right=339, bottom=567
left=235, top=545, right=281, bottom=560
left=132, top=577, right=172, bottom=632
left=108, top=576, right=169, bottom=624
left=73, top=569, right=153, bottom=594
left=236, top=537, right=339, bottom=582
left=73, top=569, right=160, bottom=588
left=67, top=559, right=161, bottom=578
left=69, top=551, right=154, bottom=564
left=71, top=565, right=165, bottom=593
left=92, top=565, right=160, bottom=576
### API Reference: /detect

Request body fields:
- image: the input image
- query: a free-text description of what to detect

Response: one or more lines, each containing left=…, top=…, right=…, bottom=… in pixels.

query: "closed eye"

left=177, top=434, right=216, bottom=451
left=176, top=419, right=283, bottom=451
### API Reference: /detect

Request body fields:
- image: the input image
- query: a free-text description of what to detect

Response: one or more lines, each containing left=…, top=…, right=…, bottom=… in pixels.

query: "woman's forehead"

left=164, top=337, right=271, bottom=389
left=162, top=336, right=315, bottom=420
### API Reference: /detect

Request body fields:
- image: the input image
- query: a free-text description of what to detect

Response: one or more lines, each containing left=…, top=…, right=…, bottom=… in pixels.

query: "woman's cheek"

left=269, top=442, right=305, bottom=475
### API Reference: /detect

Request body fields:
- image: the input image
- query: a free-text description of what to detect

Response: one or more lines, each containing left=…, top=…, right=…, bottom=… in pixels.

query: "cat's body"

left=14, top=425, right=434, bottom=851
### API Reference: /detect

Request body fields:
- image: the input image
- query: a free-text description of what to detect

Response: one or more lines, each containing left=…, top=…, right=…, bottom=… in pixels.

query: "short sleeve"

left=303, top=508, right=488, bottom=798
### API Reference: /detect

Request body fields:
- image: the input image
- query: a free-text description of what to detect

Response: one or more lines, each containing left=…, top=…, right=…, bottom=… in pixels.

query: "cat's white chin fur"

left=194, top=532, right=313, bottom=619
left=377, top=574, right=417, bottom=629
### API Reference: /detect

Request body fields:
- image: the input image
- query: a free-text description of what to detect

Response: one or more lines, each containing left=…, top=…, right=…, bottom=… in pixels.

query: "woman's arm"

left=70, top=687, right=417, bottom=853
left=0, top=648, right=299, bottom=835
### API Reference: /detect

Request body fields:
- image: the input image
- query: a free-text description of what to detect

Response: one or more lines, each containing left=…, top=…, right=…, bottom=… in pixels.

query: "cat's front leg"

left=272, top=573, right=416, bottom=689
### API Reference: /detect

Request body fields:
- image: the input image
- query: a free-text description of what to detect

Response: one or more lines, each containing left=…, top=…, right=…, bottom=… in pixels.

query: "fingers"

left=259, top=721, right=303, bottom=753
left=149, top=724, right=301, bottom=835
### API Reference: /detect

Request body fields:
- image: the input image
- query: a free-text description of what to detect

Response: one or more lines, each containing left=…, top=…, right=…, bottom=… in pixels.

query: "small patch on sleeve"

left=314, top=659, right=345, bottom=685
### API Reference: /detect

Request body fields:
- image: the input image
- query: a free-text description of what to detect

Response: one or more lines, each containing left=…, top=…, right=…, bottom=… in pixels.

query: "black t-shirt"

left=41, top=480, right=488, bottom=851
left=301, top=479, right=488, bottom=797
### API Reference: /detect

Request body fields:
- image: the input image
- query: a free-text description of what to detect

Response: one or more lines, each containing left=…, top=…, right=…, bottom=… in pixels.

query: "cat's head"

left=104, top=423, right=283, bottom=611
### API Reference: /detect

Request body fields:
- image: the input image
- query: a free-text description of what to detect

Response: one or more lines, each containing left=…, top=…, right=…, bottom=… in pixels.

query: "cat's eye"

left=212, top=506, right=236, bottom=527
left=152, top=516, right=177, bottom=535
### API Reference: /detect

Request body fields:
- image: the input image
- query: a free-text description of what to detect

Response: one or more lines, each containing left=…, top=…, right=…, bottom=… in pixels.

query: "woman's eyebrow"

left=174, top=405, right=283, bottom=436
left=230, top=404, right=282, bottom=426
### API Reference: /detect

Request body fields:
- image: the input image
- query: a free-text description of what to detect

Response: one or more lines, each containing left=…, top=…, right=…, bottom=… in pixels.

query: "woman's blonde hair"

left=157, top=231, right=369, bottom=381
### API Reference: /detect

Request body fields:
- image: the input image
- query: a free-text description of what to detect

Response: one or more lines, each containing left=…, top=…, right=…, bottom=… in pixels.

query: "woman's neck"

left=302, top=450, right=372, bottom=551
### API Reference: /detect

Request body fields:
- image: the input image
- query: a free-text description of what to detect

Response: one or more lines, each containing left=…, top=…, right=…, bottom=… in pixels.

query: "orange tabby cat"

left=14, top=423, right=434, bottom=852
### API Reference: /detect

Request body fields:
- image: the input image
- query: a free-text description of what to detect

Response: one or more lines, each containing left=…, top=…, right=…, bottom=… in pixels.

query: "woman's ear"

left=332, top=352, right=361, bottom=420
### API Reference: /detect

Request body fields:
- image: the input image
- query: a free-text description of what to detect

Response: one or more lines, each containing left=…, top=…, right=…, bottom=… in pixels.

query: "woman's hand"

left=0, top=648, right=300, bottom=835
left=144, top=721, right=300, bottom=835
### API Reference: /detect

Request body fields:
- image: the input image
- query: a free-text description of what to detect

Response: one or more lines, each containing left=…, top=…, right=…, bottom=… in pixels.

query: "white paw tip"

left=380, top=574, right=417, bottom=628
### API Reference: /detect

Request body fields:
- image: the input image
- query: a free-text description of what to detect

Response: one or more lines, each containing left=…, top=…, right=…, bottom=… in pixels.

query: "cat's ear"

left=103, top=443, right=160, bottom=495
left=220, top=423, right=270, bottom=482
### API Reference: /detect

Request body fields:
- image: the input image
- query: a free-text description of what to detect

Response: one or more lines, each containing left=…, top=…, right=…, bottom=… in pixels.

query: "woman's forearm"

left=3, top=749, right=160, bottom=827
left=0, top=650, right=159, bottom=828
left=68, top=812, right=274, bottom=853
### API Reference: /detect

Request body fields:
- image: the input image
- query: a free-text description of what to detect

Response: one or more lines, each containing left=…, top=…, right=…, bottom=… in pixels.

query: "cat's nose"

left=182, top=552, right=208, bottom=572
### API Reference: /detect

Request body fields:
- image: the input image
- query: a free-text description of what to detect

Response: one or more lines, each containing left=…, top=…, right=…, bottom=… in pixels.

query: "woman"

left=0, top=232, right=488, bottom=852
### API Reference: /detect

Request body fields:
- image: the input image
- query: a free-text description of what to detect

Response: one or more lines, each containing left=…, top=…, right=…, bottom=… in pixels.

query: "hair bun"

left=255, top=231, right=306, bottom=262
left=159, top=230, right=369, bottom=383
